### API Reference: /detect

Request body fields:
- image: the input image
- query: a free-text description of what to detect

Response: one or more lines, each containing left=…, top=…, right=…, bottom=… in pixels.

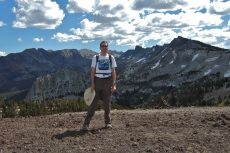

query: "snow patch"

left=224, top=69, right=230, bottom=77
left=214, top=65, right=219, bottom=68
left=192, top=54, right=199, bottom=61
left=204, top=69, right=212, bottom=75
left=181, top=65, right=186, bottom=68
left=127, top=55, right=132, bottom=60
left=151, top=60, right=160, bottom=69
left=136, top=58, right=146, bottom=63
left=168, top=83, right=176, bottom=87
left=206, top=57, right=219, bottom=62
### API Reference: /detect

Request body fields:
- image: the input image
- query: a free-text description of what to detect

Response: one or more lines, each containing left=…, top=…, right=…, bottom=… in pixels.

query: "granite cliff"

left=26, top=69, right=90, bottom=101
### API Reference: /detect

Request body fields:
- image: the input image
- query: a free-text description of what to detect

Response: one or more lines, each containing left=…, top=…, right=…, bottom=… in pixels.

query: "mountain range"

left=1, top=36, right=230, bottom=106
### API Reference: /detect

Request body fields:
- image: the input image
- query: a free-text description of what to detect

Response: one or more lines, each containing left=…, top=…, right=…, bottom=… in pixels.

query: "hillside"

left=0, top=107, right=230, bottom=153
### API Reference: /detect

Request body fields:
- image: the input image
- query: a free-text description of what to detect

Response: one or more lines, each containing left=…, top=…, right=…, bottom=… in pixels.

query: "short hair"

left=100, top=41, right=108, bottom=47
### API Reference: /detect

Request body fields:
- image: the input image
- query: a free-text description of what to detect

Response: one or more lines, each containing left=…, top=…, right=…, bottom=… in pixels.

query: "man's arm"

left=111, top=67, right=116, bottom=93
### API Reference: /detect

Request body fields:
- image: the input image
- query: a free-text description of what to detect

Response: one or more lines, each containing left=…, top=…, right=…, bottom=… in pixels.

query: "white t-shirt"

left=91, top=54, right=117, bottom=78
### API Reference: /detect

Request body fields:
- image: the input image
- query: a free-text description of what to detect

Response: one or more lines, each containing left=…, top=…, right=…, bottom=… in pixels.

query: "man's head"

left=100, top=41, right=109, bottom=53
left=100, top=41, right=108, bottom=47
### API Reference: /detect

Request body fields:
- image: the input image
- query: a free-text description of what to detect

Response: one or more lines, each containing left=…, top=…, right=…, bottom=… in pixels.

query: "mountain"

left=0, top=48, right=93, bottom=93
left=114, top=36, right=230, bottom=106
left=1, top=36, right=230, bottom=106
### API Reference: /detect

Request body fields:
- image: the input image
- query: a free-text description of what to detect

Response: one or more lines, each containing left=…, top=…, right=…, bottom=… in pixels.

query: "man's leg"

left=102, top=78, right=112, bottom=124
left=83, top=77, right=101, bottom=125
left=83, top=93, right=99, bottom=125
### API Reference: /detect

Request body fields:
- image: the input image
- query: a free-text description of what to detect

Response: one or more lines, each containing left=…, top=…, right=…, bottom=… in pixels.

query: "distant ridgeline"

left=0, top=36, right=230, bottom=107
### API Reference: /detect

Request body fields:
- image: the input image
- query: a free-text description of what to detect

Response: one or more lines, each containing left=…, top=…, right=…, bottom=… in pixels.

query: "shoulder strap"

left=109, top=54, right=112, bottom=66
left=95, top=54, right=99, bottom=68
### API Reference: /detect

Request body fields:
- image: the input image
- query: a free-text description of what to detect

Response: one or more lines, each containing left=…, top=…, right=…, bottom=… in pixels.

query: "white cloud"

left=193, top=28, right=230, bottom=49
left=180, top=0, right=210, bottom=13
left=52, top=33, right=77, bottom=42
left=67, top=0, right=95, bottom=13
left=51, top=0, right=230, bottom=49
left=0, top=51, right=7, bottom=56
left=209, top=1, right=230, bottom=15
left=33, top=38, right=44, bottom=42
left=12, top=0, right=65, bottom=29
left=17, top=38, right=23, bottom=42
left=0, top=21, right=6, bottom=26
left=131, top=0, right=187, bottom=11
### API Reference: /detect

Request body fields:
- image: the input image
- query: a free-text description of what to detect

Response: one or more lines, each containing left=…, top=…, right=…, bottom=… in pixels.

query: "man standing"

left=82, top=41, right=117, bottom=131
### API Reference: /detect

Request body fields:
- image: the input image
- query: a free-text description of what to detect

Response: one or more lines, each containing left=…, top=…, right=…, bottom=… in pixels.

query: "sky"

left=0, top=0, right=230, bottom=56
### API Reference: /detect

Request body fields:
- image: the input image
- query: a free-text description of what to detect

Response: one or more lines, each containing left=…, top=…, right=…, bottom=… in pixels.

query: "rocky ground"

left=0, top=106, right=230, bottom=153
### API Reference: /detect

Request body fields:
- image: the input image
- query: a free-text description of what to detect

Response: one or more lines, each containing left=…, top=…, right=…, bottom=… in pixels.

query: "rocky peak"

left=26, top=69, right=90, bottom=102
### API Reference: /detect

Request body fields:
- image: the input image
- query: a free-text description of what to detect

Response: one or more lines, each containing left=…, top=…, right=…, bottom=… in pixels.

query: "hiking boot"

left=105, top=124, right=112, bottom=129
left=81, top=124, right=89, bottom=131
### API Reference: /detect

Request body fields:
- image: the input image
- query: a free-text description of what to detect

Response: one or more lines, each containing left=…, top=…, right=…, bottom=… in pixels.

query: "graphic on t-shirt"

left=98, top=59, right=110, bottom=70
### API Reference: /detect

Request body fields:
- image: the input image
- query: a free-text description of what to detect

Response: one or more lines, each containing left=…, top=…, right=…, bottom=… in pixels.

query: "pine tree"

left=0, top=100, right=3, bottom=108
left=2, top=100, right=18, bottom=118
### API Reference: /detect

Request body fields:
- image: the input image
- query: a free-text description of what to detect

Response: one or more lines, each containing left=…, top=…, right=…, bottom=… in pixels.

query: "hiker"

left=82, top=41, right=117, bottom=131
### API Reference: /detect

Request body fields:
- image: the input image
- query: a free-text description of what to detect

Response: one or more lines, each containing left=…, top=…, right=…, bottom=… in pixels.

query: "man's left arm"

left=111, top=67, right=116, bottom=93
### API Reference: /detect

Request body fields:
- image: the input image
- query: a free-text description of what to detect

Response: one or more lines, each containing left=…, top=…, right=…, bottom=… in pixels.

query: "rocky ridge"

left=114, top=36, right=230, bottom=105
left=26, top=69, right=90, bottom=101
left=0, top=48, right=92, bottom=93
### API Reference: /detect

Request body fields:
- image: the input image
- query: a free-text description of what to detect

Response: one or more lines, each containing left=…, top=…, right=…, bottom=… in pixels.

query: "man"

left=82, top=41, right=117, bottom=131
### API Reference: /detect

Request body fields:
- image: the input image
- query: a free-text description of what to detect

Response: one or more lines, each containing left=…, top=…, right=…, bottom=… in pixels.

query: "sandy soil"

left=0, top=107, right=230, bottom=153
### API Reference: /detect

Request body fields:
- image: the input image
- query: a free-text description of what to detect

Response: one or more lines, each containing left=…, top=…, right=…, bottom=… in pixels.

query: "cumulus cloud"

left=33, top=38, right=44, bottom=42
left=209, top=1, right=230, bottom=15
left=17, top=38, right=23, bottom=42
left=0, top=21, right=6, bottom=26
left=12, top=0, right=65, bottom=29
left=52, top=33, right=77, bottom=42
left=131, top=0, right=187, bottom=11
left=67, top=0, right=95, bottom=13
left=0, top=51, right=7, bottom=56
left=52, top=0, right=230, bottom=49
left=193, top=28, right=230, bottom=49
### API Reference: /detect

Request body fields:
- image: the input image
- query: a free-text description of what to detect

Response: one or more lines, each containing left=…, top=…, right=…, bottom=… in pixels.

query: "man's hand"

left=111, top=84, right=116, bottom=93
left=91, top=84, right=95, bottom=93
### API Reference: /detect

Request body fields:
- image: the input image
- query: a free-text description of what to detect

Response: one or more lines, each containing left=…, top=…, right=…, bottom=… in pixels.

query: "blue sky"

left=0, top=0, right=230, bottom=56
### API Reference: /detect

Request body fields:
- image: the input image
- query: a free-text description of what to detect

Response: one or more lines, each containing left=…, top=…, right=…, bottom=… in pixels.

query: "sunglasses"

left=100, top=45, right=108, bottom=47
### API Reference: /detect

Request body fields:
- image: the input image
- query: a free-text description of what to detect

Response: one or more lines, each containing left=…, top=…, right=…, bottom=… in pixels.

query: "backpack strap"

left=109, top=54, right=112, bottom=66
left=96, top=54, right=99, bottom=69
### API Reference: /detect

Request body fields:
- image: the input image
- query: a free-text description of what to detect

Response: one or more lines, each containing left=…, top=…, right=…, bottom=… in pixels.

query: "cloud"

left=209, top=1, right=230, bottom=15
left=67, top=0, right=95, bottom=13
left=52, top=0, right=230, bottom=49
left=12, top=0, right=65, bottom=29
left=0, top=21, right=6, bottom=26
left=51, top=33, right=78, bottom=42
left=0, top=51, right=7, bottom=56
left=17, top=38, right=23, bottom=42
left=131, top=0, right=187, bottom=11
left=193, top=28, right=230, bottom=49
left=33, top=38, right=44, bottom=42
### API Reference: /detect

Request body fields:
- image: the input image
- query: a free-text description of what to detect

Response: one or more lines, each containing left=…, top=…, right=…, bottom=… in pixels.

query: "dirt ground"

left=0, top=106, right=230, bottom=153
